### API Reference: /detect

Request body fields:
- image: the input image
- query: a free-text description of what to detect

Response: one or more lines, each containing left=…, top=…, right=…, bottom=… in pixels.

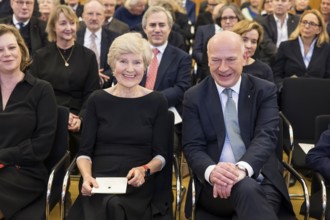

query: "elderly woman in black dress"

left=0, top=24, right=57, bottom=219
left=68, top=32, right=168, bottom=220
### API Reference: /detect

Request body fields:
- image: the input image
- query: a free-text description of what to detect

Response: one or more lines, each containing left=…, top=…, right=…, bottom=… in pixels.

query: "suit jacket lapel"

left=269, top=15, right=277, bottom=43
left=292, top=39, right=307, bottom=71
left=100, top=29, right=108, bottom=69
left=204, top=77, right=226, bottom=160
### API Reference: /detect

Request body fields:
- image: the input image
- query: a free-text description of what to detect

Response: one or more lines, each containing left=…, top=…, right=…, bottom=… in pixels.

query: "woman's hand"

left=81, top=175, right=98, bottom=196
left=68, top=112, right=81, bottom=132
left=127, top=166, right=145, bottom=187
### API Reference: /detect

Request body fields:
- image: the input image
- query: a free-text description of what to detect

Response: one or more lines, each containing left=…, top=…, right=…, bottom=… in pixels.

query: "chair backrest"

left=281, top=78, right=330, bottom=142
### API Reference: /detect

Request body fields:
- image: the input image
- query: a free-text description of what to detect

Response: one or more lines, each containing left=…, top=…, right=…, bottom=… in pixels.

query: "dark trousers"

left=198, top=177, right=282, bottom=220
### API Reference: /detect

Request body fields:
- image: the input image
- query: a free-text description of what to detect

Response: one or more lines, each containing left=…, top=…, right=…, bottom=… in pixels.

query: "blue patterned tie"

left=223, top=88, right=246, bottom=162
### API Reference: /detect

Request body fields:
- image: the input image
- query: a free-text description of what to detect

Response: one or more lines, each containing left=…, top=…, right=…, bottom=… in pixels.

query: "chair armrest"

left=173, top=154, right=182, bottom=220
left=46, top=150, right=70, bottom=220
left=279, top=111, right=295, bottom=163
left=282, top=161, right=310, bottom=220
left=189, top=168, right=196, bottom=220
left=60, top=156, right=77, bottom=220
left=313, top=172, right=327, bottom=220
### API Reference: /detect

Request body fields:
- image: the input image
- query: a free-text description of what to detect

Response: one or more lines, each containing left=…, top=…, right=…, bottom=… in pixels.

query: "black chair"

left=300, top=115, right=330, bottom=220
left=280, top=78, right=330, bottom=172
left=11, top=105, right=70, bottom=220
left=62, top=111, right=175, bottom=220
left=185, top=112, right=310, bottom=220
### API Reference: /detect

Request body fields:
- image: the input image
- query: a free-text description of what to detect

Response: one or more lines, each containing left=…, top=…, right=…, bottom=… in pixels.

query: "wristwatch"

left=143, top=165, right=151, bottom=178
left=236, top=164, right=249, bottom=177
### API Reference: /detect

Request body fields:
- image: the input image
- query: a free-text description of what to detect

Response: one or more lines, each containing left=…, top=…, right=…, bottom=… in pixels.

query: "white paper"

left=298, top=143, right=314, bottom=154
left=168, top=107, right=182, bottom=125
left=91, top=177, right=127, bottom=194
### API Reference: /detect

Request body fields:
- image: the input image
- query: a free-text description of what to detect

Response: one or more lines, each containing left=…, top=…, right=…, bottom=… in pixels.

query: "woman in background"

left=0, top=24, right=57, bottom=219
left=232, top=20, right=274, bottom=82
left=272, top=9, right=330, bottom=91
left=30, top=5, right=100, bottom=160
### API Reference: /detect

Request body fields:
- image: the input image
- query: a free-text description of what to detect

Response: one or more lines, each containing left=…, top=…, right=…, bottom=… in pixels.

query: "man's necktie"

left=90, top=33, right=100, bottom=67
left=223, top=88, right=246, bottom=162
left=17, top=22, right=24, bottom=30
left=145, top=48, right=159, bottom=90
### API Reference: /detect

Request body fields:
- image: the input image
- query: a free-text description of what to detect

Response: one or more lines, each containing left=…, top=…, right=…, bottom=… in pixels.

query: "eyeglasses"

left=15, top=0, right=34, bottom=6
left=300, top=20, right=320, bottom=27
left=221, top=16, right=238, bottom=21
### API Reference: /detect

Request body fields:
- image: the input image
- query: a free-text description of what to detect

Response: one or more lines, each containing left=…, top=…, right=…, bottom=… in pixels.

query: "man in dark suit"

left=102, top=0, right=130, bottom=35
left=306, top=126, right=330, bottom=184
left=77, top=0, right=119, bottom=88
left=255, top=0, right=299, bottom=65
left=0, top=0, right=47, bottom=55
left=141, top=5, right=191, bottom=114
left=182, top=31, right=295, bottom=219
left=141, top=6, right=192, bottom=155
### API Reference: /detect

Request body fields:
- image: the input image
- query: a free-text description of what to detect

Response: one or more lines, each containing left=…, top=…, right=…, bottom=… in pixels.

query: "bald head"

left=207, top=31, right=245, bottom=88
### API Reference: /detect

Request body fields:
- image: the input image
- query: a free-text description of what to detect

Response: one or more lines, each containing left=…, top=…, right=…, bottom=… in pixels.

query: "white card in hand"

left=92, top=177, right=128, bottom=194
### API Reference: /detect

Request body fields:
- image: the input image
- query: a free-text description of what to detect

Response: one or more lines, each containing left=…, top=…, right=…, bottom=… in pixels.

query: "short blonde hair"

left=290, top=9, right=329, bottom=47
left=107, top=32, right=152, bottom=71
left=0, top=24, right=31, bottom=70
left=46, top=5, right=79, bottom=42
left=232, top=20, right=264, bottom=45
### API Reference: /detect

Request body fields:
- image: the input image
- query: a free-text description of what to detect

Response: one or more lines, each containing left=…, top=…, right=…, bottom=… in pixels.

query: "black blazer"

left=255, top=13, right=300, bottom=63
left=104, top=18, right=130, bottom=35
left=140, top=44, right=192, bottom=112
left=272, top=38, right=330, bottom=89
left=192, top=24, right=215, bottom=65
left=0, top=16, right=48, bottom=55
left=182, top=74, right=294, bottom=215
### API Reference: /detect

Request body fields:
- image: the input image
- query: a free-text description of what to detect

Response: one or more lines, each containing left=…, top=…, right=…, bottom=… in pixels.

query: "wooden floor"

left=50, top=170, right=315, bottom=220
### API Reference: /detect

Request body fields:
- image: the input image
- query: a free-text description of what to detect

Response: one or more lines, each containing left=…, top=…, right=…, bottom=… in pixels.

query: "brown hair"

left=232, top=20, right=264, bottom=45
left=0, top=24, right=31, bottom=70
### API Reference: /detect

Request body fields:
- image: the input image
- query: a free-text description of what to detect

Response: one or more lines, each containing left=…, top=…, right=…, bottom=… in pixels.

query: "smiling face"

left=0, top=32, right=22, bottom=74
left=113, top=53, right=145, bottom=89
left=208, top=31, right=244, bottom=88
left=55, top=12, right=77, bottom=43
left=321, top=0, right=330, bottom=16
left=143, top=11, right=171, bottom=46
left=241, top=29, right=259, bottom=58
left=299, top=13, right=321, bottom=40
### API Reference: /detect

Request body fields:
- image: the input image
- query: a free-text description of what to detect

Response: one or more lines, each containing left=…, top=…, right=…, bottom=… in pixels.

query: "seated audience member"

left=0, top=24, right=57, bottom=219
left=193, top=3, right=224, bottom=80
left=199, top=3, right=244, bottom=80
left=195, top=0, right=225, bottom=28
left=290, top=0, right=310, bottom=16
left=182, top=30, right=295, bottom=220
left=102, top=0, right=130, bottom=34
left=260, top=0, right=273, bottom=16
left=305, top=125, right=330, bottom=220
left=149, top=0, right=193, bottom=49
left=320, top=0, right=330, bottom=35
left=38, top=0, right=60, bottom=22
left=306, top=126, right=330, bottom=184
left=114, top=0, right=147, bottom=29
left=232, top=20, right=274, bottom=82
left=241, top=0, right=262, bottom=20
left=0, top=0, right=48, bottom=55
left=0, top=0, right=40, bottom=19
left=65, top=0, right=84, bottom=19
left=29, top=5, right=100, bottom=160
left=77, top=0, right=119, bottom=88
left=67, top=32, right=169, bottom=220
left=272, top=9, right=330, bottom=91
left=255, top=0, right=300, bottom=65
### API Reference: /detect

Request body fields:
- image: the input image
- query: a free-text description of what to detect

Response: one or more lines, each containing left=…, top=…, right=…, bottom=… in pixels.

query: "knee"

left=233, top=177, right=261, bottom=197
